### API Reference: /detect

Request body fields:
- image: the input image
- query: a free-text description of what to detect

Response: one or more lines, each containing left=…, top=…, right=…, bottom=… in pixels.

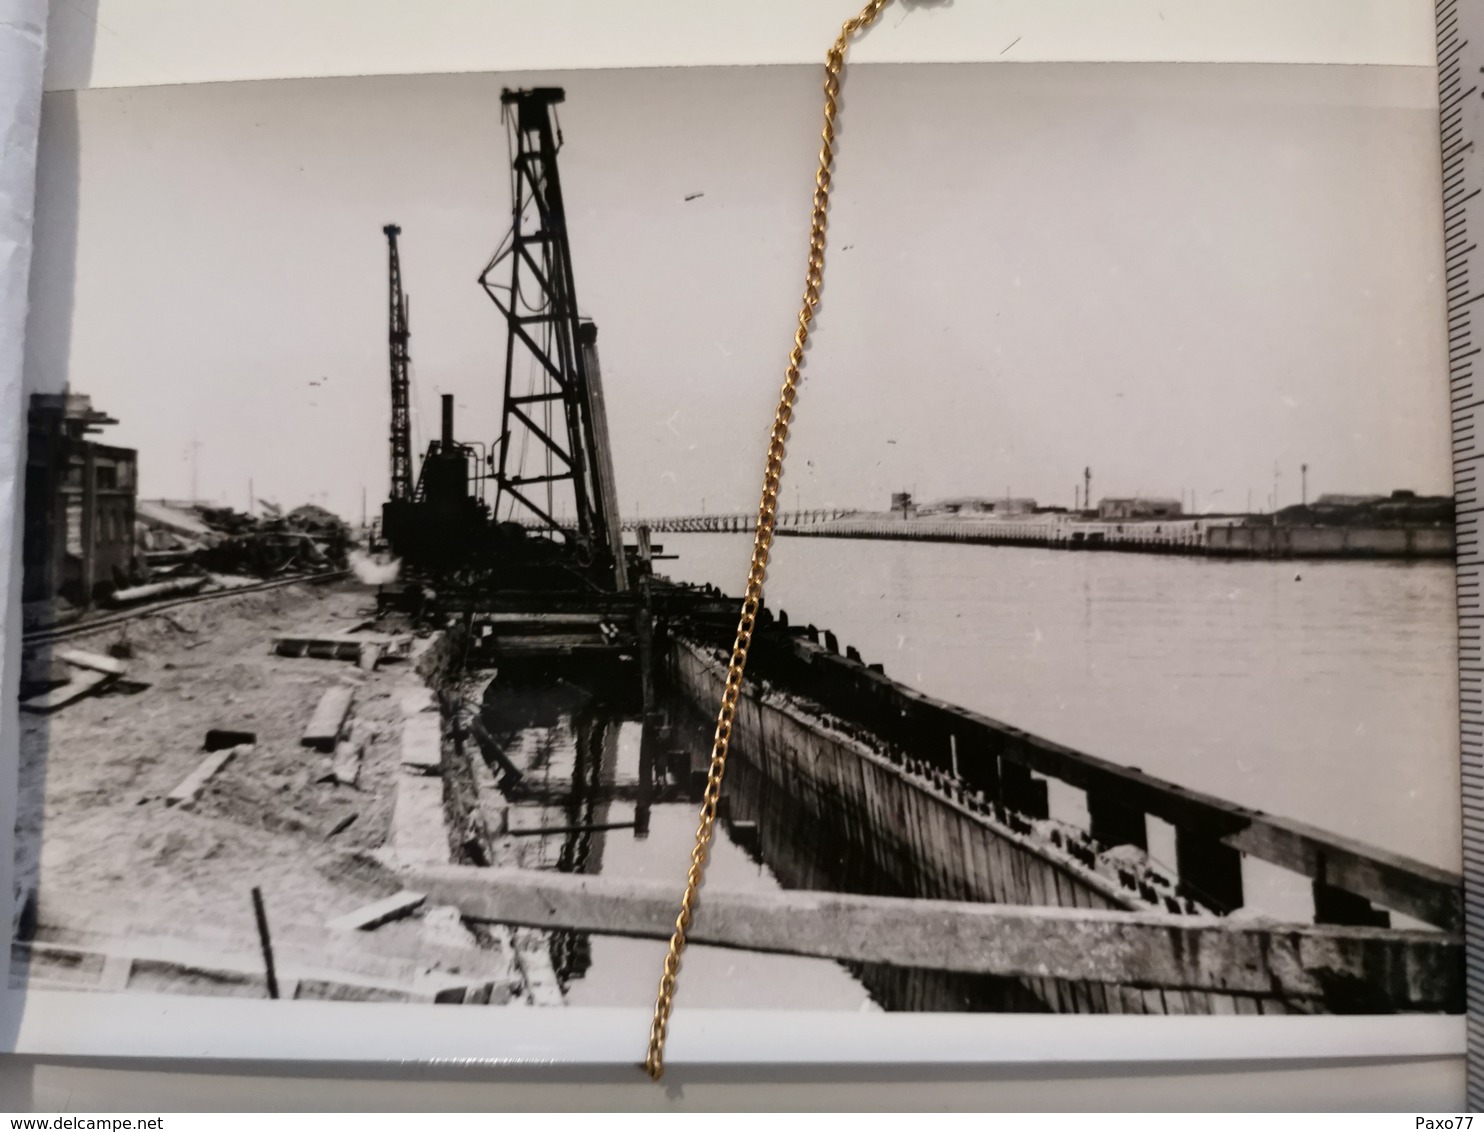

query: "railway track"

left=20, top=570, right=349, bottom=649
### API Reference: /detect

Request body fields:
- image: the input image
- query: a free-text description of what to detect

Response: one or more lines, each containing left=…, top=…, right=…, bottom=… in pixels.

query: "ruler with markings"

left=1438, top=0, right=1484, bottom=1110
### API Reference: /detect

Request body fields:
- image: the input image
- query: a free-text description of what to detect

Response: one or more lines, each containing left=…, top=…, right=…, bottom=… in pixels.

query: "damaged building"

left=22, top=393, right=139, bottom=620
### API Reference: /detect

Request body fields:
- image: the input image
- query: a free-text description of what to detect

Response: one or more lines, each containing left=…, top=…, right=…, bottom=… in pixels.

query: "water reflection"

left=475, top=666, right=877, bottom=1009
left=474, top=663, right=1062, bottom=1012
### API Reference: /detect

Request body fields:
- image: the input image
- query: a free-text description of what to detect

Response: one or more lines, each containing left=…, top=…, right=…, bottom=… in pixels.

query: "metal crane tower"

left=384, top=223, right=414, bottom=504
left=479, top=87, right=627, bottom=589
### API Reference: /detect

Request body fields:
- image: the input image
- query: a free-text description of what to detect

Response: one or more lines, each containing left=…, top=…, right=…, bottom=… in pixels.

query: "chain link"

left=643, top=0, right=893, bottom=1081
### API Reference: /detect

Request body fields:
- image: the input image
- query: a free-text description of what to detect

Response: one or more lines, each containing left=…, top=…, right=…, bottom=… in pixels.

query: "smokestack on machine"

left=441, top=394, right=455, bottom=448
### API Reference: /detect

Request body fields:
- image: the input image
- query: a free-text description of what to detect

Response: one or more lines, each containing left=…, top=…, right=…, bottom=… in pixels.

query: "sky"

left=23, top=62, right=1451, bottom=520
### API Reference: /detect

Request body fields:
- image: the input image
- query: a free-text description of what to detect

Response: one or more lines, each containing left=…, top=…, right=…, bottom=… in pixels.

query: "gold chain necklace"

left=643, top=0, right=893, bottom=1081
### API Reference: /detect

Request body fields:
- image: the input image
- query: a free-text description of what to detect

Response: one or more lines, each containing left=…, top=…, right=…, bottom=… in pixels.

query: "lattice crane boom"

left=384, top=223, right=414, bottom=504
left=479, top=87, right=626, bottom=589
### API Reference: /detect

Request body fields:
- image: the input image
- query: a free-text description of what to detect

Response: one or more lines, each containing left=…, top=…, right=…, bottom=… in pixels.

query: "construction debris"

left=136, top=498, right=351, bottom=581
left=19, top=670, right=116, bottom=715
left=422, top=905, right=478, bottom=949
left=54, top=648, right=128, bottom=676
left=326, top=890, right=427, bottom=933
left=272, top=632, right=412, bottom=664
left=205, top=728, right=257, bottom=752
left=400, top=712, right=442, bottom=774
left=301, top=687, right=355, bottom=752
left=108, top=577, right=209, bottom=607
left=166, top=745, right=247, bottom=808
left=326, top=812, right=359, bottom=839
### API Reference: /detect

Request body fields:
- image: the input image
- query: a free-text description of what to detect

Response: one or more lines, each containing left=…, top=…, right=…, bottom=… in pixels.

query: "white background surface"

left=2, top=0, right=1463, bottom=1112
left=41, top=0, right=1437, bottom=90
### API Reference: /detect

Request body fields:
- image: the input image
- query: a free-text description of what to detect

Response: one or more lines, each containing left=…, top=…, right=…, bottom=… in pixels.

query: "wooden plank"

left=301, top=687, right=354, bottom=752
left=405, top=865, right=1462, bottom=1008
left=862, top=764, right=890, bottom=876
left=1085, top=982, right=1110, bottom=1013
left=479, top=612, right=608, bottom=626
left=274, top=632, right=409, bottom=650
left=55, top=648, right=128, bottom=676
left=1120, top=986, right=1147, bottom=1014
left=902, top=786, right=935, bottom=898
left=19, top=670, right=114, bottom=714
left=401, top=686, right=436, bottom=716
left=984, top=833, right=1010, bottom=905
left=938, top=797, right=968, bottom=901
left=391, top=773, right=448, bottom=867
left=401, top=713, right=443, bottom=773
left=1026, top=854, right=1051, bottom=909
left=326, top=890, right=427, bottom=932
left=108, top=576, right=206, bottom=605
left=963, top=814, right=992, bottom=903
left=493, top=636, right=618, bottom=658
left=166, top=746, right=243, bottom=808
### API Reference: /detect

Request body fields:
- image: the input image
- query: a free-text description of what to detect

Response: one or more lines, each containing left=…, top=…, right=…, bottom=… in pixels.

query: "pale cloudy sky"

left=24, top=62, right=1450, bottom=520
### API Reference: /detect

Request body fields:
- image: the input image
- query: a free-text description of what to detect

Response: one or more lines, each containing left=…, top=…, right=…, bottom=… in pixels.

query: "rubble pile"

left=137, top=500, right=351, bottom=581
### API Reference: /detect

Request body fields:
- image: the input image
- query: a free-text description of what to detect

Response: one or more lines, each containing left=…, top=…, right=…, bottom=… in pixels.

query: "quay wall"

left=666, top=637, right=1206, bottom=1015
left=1206, top=523, right=1454, bottom=558
left=665, top=636, right=1459, bottom=1014
left=662, top=624, right=1462, bottom=1013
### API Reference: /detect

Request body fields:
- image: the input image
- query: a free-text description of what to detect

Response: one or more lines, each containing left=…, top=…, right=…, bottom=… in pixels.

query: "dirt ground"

left=15, top=580, right=422, bottom=959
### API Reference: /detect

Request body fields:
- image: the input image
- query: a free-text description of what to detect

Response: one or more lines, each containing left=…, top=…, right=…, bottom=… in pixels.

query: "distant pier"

left=626, top=512, right=1455, bottom=560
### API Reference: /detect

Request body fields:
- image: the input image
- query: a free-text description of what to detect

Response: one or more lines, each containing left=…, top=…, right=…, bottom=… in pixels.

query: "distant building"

left=1280, top=490, right=1454, bottom=528
left=23, top=393, right=138, bottom=611
left=1097, top=497, right=1183, bottom=521
left=920, top=496, right=1038, bottom=517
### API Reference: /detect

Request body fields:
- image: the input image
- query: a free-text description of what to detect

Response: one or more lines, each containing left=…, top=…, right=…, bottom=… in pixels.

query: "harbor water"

left=656, top=533, right=1461, bottom=874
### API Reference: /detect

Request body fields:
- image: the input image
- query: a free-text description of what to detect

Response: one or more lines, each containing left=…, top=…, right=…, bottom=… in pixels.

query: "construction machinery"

left=384, top=224, right=414, bottom=507
left=479, top=87, right=627, bottom=593
left=378, top=87, right=633, bottom=598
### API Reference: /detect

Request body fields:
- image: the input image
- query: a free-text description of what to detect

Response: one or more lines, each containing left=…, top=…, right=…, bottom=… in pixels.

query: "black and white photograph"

left=10, top=58, right=1462, bottom=1027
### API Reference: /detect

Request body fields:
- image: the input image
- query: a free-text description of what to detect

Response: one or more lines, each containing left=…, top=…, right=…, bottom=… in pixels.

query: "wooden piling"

left=250, top=887, right=280, bottom=1000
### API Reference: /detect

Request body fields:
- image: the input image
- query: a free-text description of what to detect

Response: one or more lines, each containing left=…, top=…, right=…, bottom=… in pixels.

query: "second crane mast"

left=384, top=223, right=414, bottom=504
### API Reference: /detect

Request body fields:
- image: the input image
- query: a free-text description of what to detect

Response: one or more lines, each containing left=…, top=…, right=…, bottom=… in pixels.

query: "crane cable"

left=642, top=0, right=893, bottom=1080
